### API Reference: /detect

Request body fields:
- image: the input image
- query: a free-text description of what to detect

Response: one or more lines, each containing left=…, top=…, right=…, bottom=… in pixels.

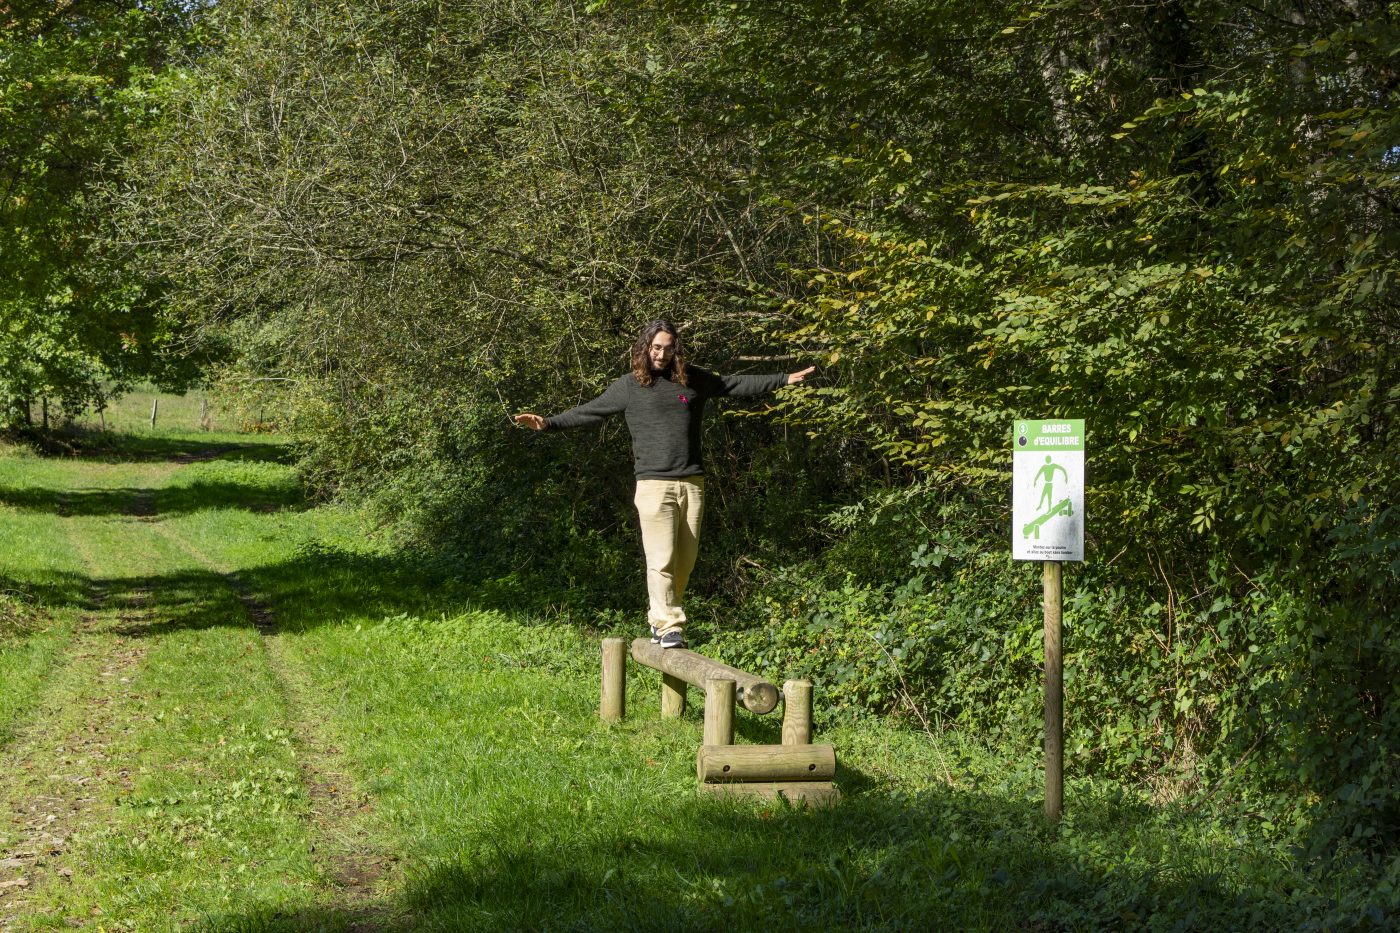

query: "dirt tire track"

left=0, top=509, right=148, bottom=930
left=143, top=522, right=407, bottom=930
left=0, top=626, right=146, bottom=930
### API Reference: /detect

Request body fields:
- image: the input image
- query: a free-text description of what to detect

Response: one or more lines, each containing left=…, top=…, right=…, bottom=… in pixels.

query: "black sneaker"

left=649, top=624, right=660, bottom=644
left=658, top=630, right=686, bottom=650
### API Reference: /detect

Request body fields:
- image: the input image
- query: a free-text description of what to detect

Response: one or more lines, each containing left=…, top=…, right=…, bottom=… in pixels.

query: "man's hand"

left=513, top=413, right=546, bottom=430
left=786, top=366, right=816, bottom=385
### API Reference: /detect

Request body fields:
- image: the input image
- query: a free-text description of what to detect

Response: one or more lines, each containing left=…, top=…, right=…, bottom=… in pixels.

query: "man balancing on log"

left=514, top=320, right=813, bottom=649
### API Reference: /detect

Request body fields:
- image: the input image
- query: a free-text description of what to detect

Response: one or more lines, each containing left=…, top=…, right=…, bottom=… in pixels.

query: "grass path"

left=142, top=517, right=402, bottom=918
left=0, top=441, right=364, bottom=928
left=0, top=430, right=1380, bottom=931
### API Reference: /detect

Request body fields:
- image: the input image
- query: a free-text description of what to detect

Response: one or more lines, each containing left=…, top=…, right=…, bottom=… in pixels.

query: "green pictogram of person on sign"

left=1024, top=456, right=1073, bottom=539
left=1035, top=456, right=1067, bottom=513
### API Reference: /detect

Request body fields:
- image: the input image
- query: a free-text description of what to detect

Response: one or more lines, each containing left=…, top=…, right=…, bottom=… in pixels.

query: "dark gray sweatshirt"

left=544, top=366, right=788, bottom=479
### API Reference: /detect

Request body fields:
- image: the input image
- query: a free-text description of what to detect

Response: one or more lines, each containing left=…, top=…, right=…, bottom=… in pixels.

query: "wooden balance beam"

left=599, top=639, right=840, bottom=806
left=628, top=638, right=780, bottom=715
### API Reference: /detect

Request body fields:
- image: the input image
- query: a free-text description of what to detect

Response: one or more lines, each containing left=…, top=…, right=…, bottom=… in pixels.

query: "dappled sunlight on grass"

left=0, top=428, right=1387, bottom=930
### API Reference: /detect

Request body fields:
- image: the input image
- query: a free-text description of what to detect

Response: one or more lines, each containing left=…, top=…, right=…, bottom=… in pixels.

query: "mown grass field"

left=0, top=415, right=1385, bottom=930
left=45, top=385, right=256, bottom=438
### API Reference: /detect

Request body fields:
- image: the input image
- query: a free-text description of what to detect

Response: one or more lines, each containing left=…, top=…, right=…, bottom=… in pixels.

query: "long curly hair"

left=631, top=320, right=689, bottom=388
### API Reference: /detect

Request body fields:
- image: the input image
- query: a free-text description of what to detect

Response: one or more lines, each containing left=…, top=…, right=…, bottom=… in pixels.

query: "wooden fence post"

left=601, top=638, right=626, bottom=722
left=782, top=679, right=813, bottom=746
left=661, top=673, right=686, bottom=719
left=703, top=676, right=735, bottom=746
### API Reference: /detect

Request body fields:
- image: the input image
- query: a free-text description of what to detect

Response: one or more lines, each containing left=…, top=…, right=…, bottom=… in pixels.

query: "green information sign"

left=1012, top=419, right=1085, bottom=562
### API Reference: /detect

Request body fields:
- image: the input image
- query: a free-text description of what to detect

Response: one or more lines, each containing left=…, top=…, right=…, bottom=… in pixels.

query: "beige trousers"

left=634, top=477, right=705, bottom=636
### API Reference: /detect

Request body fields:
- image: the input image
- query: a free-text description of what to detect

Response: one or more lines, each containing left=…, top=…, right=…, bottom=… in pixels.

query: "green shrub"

left=705, top=486, right=1398, bottom=866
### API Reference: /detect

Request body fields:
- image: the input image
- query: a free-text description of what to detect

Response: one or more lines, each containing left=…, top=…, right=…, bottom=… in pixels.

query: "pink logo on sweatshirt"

left=678, top=394, right=690, bottom=405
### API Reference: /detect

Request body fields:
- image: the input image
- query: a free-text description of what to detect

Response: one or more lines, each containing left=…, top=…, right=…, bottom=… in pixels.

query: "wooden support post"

left=697, top=744, right=837, bottom=783
left=150, top=398, right=158, bottom=429
left=703, top=677, right=735, bottom=746
left=630, top=639, right=779, bottom=714
left=660, top=673, right=687, bottom=720
left=600, top=637, right=626, bottom=722
left=1044, top=560, right=1063, bottom=823
left=781, top=679, right=813, bottom=746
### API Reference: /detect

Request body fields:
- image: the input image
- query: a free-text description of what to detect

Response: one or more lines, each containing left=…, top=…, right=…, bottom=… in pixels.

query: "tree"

left=0, top=0, right=204, bottom=424
left=669, top=0, right=1399, bottom=850
left=114, top=0, right=812, bottom=538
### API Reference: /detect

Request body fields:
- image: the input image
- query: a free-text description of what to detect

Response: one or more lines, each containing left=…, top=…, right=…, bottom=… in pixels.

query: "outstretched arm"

left=513, top=377, right=630, bottom=431
left=706, top=365, right=816, bottom=397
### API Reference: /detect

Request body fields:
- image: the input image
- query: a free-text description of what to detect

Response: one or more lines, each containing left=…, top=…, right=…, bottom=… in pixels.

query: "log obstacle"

left=695, top=674, right=840, bottom=807
left=629, top=638, right=780, bottom=715
left=660, top=673, right=687, bottom=720
left=697, top=744, right=836, bottom=783
left=781, top=678, right=812, bottom=746
left=703, top=677, right=736, bottom=746
left=598, top=639, right=839, bottom=806
left=700, top=781, right=841, bottom=805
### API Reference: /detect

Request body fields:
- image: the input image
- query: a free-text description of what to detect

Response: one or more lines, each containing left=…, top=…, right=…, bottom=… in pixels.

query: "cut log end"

left=738, top=682, right=780, bottom=716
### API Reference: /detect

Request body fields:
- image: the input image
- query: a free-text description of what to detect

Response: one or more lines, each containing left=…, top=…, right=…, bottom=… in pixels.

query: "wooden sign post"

left=1042, top=560, right=1063, bottom=822
left=1013, top=419, right=1084, bottom=823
